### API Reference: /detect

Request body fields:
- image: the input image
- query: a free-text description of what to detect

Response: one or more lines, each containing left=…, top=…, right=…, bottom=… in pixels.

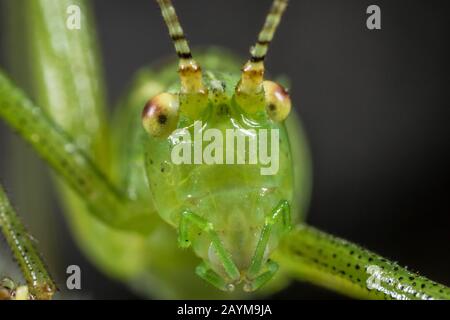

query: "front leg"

left=245, top=200, right=291, bottom=291
left=178, top=210, right=240, bottom=290
left=0, top=184, right=55, bottom=300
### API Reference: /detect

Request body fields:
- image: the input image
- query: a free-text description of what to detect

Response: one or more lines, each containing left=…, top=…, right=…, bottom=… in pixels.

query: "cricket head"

left=141, top=0, right=295, bottom=292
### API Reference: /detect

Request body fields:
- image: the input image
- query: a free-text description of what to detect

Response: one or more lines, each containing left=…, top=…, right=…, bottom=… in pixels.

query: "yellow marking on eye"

left=263, top=81, right=291, bottom=122
left=142, top=92, right=179, bottom=138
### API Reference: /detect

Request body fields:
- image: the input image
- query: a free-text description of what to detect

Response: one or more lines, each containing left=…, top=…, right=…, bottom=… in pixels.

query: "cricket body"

left=141, top=0, right=298, bottom=291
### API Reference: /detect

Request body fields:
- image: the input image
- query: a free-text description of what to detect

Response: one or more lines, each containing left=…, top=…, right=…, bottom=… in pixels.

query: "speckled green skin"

left=276, top=225, right=450, bottom=300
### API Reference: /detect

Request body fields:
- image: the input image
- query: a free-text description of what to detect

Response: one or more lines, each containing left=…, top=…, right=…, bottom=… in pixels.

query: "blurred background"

left=0, top=0, right=449, bottom=299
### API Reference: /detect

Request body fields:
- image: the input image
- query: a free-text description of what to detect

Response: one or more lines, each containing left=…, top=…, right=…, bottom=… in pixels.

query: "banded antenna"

left=238, top=0, right=289, bottom=94
left=155, top=0, right=205, bottom=93
left=250, top=0, right=289, bottom=63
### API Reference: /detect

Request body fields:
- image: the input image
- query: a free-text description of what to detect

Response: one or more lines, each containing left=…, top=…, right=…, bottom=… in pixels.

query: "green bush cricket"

left=0, top=0, right=449, bottom=300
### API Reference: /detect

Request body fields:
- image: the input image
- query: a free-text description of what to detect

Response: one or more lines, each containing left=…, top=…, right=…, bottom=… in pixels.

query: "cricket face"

left=141, top=70, right=294, bottom=201
left=141, top=69, right=295, bottom=291
left=141, top=69, right=293, bottom=181
left=148, top=0, right=292, bottom=292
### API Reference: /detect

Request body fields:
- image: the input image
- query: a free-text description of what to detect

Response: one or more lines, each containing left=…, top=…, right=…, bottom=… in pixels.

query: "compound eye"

left=142, top=92, right=179, bottom=138
left=263, top=81, right=291, bottom=122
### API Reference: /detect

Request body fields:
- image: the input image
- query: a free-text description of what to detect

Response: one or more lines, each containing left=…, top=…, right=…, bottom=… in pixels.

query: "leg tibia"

left=244, top=260, right=279, bottom=292
left=178, top=210, right=240, bottom=282
left=0, top=184, right=55, bottom=300
left=247, top=200, right=291, bottom=280
left=0, top=71, right=155, bottom=233
left=195, top=262, right=235, bottom=292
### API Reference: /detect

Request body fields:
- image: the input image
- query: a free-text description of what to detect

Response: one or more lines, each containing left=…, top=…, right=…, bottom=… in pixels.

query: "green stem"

left=0, top=184, right=56, bottom=300
left=275, top=224, right=450, bottom=300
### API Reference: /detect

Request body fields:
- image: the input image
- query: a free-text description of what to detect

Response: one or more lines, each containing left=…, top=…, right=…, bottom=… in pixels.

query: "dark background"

left=0, top=0, right=449, bottom=299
